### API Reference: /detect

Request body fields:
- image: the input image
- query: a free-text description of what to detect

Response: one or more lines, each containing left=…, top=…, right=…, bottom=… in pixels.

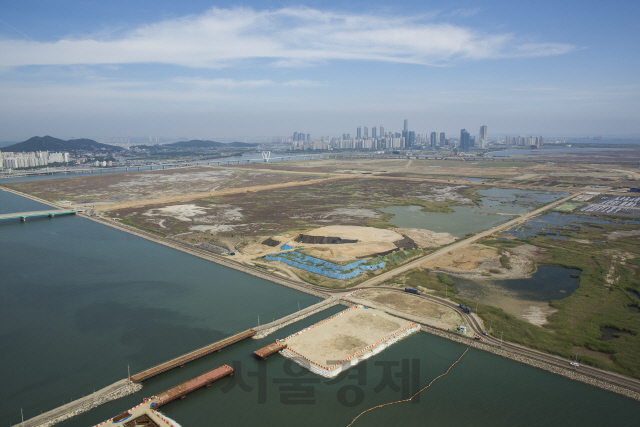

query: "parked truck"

left=404, top=287, right=421, bottom=295
left=459, top=303, right=472, bottom=314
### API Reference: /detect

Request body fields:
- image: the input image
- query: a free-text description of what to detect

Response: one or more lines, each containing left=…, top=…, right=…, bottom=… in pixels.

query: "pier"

left=149, top=364, right=234, bottom=408
left=130, top=329, right=255, bottom=382
left=254, top=342, right=287, bottom=360
left=0, top=210, right=76, bottom=222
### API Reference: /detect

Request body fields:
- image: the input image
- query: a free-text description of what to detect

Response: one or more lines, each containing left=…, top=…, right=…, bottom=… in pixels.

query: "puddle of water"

left=600, top=327, right=632, bottom=342
left=462, top=177, right=486, bottom=182
left=628, top=305, right=640, bottom=312
left=628, top=290, right=640, bottom=300
left=453, top=266, right=581, bottom=302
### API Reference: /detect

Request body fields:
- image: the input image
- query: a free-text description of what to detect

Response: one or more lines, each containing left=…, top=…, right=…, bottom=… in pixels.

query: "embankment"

left=13, top=380, right=141, bottom=427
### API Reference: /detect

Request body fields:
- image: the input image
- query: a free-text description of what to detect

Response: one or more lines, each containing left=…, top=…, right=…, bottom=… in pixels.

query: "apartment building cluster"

left=504, top=135, right=544, bottom=148
left=0, top=151, right=70, bottom=169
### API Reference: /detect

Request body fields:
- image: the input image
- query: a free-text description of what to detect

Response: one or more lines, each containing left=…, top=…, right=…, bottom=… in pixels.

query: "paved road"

left=357, top=190, right=585, bottom=287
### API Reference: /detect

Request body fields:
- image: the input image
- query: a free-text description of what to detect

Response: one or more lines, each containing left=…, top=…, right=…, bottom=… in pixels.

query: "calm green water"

left=1, top=189, right=639, bottom=426
left=453, top=266, right=582, bottom=302
left=380, top=188, right=567, bottom=238
left=64, top=331, right=639, bottom=427
left=0, top=190, right=320, bottom=425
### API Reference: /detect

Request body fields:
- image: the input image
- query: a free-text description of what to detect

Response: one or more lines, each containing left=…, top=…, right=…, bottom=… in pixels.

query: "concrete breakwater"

left=419, top=325, right=640, bottom=402
left=13, top=379, right=142, bottom=427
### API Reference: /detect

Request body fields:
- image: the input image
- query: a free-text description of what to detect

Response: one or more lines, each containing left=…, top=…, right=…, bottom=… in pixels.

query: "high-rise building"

left=479, top=125, right=488, bottom=148
left=306, top=134, right=311, bottom=141
left=364, top=126, right=368, bottom=139
left=372, top=126, right=377, bottom=139
left=357, top=126, right=362, bottom=140
left=460, top=129, right=470, bottom=152
left=404, top=119, right=408, bottom=132
left=408, top=131, right=415, bottom=147
left=402, top=130, right=409, bottom=147
left=293, top=132, right=298, bottom=141
left=430, top=132, right=437, bottom=148
left=440, top=132, right=446, bottom=146
left=380, top=126, right=385, bottom=138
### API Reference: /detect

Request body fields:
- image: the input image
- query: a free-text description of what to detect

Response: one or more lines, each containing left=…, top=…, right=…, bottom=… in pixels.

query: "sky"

left=1, top=0, right=639, bottom=141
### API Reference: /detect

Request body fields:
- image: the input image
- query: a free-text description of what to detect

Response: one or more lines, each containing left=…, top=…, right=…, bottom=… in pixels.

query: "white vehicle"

left=570, top=362, right=579, bottom=367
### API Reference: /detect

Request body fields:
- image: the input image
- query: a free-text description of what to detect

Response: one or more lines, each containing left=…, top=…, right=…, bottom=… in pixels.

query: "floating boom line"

left=346, top=348, right=470, bottom=427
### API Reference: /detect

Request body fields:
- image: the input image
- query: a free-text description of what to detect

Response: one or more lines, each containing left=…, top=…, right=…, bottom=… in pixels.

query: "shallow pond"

left=452, top=266, right=582, bottom=302
left=380, top=205, right=507, bottom=238
left=504, top=212, right=637, bottom=240
left=600, top=327, right=632, bottom=342
left=381, top=188, right=566, bottom=238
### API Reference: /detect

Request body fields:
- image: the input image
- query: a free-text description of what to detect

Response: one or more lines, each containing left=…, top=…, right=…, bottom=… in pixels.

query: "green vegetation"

left=500, top=255, right=512, bottom=269
left=120, top=217, right=167, bottom=237
left=466, top=223, right=640, bottom=378
left=401, top=270, right=458, bottom=297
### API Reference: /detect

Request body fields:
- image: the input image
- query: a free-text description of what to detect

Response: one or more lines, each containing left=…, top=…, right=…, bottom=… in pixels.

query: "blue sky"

left=1, top=0, right=639, bottom=141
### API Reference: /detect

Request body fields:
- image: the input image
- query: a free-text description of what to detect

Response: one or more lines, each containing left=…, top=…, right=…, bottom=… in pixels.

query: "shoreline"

left=2, top=186, right=639, bottom=416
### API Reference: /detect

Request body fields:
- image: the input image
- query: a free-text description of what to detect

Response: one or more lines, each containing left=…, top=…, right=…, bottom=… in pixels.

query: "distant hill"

left=3, top=136, right=124, bottom=153
left=162, top=140, right=258, bottom=149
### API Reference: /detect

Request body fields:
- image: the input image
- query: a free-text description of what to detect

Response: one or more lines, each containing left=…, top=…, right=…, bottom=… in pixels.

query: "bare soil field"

left=112, top=177, right=475, bottom=242
left=280, top=306, right=413, bottom=368
left=227, top=156, right=640, bottom=188
left=354, top=289, right=465, bottom=330
left=2, top=166, right=315, bottom=204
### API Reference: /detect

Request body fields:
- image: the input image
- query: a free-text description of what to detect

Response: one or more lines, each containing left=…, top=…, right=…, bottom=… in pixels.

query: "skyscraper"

left=404, top=119, right=408, bottom=132
left=364, top=126, right=368, bottom=139
left=460, top=129, right=470, bottom=152
left=430, top=132, right=437, bottom=149
left=357, top=126, right=362, bottom=140
left=440, top=132, right=446, bottom=146
left=408, top=131, right=415, bottom=147
left=380, top=126, right=385, bottom=138
left=372, top=126, right=377, bottom=139
left=479, top=125, right=488, bottom=148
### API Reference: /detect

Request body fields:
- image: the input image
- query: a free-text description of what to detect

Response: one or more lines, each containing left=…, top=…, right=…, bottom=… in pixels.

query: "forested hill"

left=3, top=136, right=124, bottom=152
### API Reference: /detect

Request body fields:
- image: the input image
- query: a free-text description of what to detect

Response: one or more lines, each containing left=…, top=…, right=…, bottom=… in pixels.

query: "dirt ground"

left=112, top=177, right=474, bottom=241
left=420, top=243, right=545, bottom=281
left=225, top=154, right=640, bottom=188
left=280, top=306, right=413, bottom=367
left=3, top=166, right=319, bottom=204
left=354, top=289, right=465, bottom=330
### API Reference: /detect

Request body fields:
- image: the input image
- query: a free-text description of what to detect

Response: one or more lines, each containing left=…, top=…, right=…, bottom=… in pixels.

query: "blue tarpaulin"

left=264, top=250, right=385, bottom=280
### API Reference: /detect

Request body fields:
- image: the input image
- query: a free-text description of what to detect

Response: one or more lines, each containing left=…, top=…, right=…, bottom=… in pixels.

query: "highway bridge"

left=0, top=210, right=76, bottom=222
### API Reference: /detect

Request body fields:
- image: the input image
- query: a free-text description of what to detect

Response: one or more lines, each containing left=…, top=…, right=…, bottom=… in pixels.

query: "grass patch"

left=120, top=217, right=167, bottom=237
left=500, top=255, right=512, bottom=269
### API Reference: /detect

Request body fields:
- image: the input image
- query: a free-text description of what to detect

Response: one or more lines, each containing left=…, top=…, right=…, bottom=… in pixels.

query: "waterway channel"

left=1, top=188, right=639, bottom=426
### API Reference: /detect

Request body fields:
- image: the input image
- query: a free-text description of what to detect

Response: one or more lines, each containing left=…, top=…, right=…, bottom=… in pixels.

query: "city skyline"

left=1, top=0, right=639, bottom=140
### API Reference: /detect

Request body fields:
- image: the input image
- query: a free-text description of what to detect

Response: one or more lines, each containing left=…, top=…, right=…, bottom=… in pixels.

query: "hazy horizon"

left=1, top=1, right=639, bottom=141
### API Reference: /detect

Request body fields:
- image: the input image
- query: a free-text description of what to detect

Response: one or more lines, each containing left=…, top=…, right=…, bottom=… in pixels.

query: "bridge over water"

left=0, top=210, right=76, bottom=222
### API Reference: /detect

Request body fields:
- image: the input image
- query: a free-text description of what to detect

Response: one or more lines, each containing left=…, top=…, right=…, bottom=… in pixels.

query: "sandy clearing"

left=143, top=204, right=208, bottom=222
left=281, top=307, right=413, bottom=368
left=398, top=228, right=457, bottom=248
left=605, top=229, right=640, bottom=241
left=354, top=290, right=465, bottom=330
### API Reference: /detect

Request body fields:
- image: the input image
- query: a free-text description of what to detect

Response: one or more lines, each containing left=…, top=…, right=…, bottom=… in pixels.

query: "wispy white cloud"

left=0, top=7, right=576, bottom=68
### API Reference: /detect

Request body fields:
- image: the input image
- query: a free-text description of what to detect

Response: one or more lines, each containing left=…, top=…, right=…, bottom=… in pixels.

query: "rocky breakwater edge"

left=420, top=325, right=640, bottom=402
left=14, top=380, right=142, bottom=427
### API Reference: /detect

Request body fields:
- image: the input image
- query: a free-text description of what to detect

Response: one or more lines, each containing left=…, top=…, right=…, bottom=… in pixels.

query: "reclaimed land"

left=3, top=156, right=640, bottom=397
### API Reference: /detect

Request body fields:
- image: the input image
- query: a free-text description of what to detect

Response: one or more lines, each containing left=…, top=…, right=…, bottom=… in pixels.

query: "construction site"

left=4, top=152, right=640, bottom=427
